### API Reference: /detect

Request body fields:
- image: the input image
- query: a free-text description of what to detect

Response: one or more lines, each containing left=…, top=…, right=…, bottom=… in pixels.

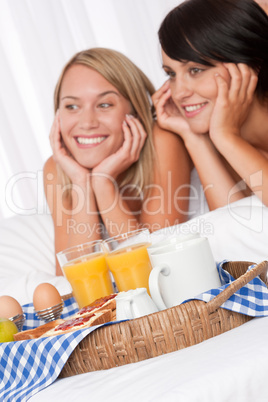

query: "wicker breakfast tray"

left=59, top=260, right=268, bottom=378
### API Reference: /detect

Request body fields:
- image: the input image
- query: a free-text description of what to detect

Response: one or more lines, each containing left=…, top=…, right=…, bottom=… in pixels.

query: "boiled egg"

left=33, top=283, right=62, bottom=311
left=0, top=295, right=23, bottom=318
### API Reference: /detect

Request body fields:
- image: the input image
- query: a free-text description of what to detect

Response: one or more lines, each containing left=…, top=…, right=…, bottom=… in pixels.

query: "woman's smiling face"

left=161, top=50, right=231, bottom=134
left=59, top=64, right=132, bottom=169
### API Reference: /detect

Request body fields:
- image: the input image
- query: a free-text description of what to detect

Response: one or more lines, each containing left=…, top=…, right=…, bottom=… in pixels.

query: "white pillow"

left=0, top=213, right=55, bottom=276
left=151, top=195, right=268, bottom=264
left=0, top=213, right=71, bottom=305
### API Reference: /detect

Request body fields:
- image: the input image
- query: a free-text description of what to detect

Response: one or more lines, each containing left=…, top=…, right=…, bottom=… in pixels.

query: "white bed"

left=30, top=316, right=268, bottom=402
left=0, top=194, right=268, bottom=401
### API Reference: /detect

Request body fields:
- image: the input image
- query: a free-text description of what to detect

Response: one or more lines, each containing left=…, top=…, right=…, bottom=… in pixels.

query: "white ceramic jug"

left=115, top=288, right=159, bottom=320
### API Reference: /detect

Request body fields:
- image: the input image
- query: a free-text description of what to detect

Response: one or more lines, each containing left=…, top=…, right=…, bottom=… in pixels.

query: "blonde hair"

left=54, top=47, right=156, bottom=200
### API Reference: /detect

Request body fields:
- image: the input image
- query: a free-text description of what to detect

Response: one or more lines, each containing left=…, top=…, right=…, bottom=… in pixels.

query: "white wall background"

left=0, top=0, right=182, bottom=219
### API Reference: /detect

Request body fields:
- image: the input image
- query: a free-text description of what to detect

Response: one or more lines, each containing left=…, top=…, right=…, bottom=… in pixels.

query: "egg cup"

left=35, top=301, right=64, bottom=322
left=10, top=313, right=26, bottom=332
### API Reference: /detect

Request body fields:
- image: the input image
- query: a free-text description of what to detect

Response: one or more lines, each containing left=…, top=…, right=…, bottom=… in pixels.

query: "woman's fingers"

left=152, top=80, right=170, bottom=106
left=222, top=63, right=258, bottom=103
left=121, top=119, right=133, bottom=152
left=223, top=63, right=243, bottom=100
left=153, top=86, right=172, bottom=123
left=237, top=64, right=258, bottom=99
left=211, top=62, right=259, bottom=140
left=242, top=65, right=258, bottom=99
left=237, top=64, right=252, bottom=95
left=214, top=73, right=229, bottom=105
left=157, top=87, right=171, bottom=108
left=124, top=115, right=147, bottom=161
left=49, top=110, right=61, bottom=151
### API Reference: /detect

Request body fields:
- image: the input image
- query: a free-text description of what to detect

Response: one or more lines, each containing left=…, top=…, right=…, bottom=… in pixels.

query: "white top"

left=188, top=167, right=209, bottom=219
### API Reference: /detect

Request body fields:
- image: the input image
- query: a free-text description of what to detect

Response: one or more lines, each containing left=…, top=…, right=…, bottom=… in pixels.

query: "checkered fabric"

left=0, top=297, right=105, bottom=402
left=189, top=260, right=268, bottom=316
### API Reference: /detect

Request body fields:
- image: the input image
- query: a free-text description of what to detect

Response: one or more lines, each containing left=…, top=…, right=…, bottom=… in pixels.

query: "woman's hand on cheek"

left=92, top=115, right=146, bottom=180
left=210, top=63, right=258, bottom=145
left=49, top=110, right=66, bottom=160
left=152, top=80, right=193, bottom=140
left=49, top=110, right=90, bottom=186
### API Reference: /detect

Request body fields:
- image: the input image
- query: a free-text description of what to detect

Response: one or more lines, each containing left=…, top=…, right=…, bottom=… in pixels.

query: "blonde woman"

left=44, top=48, right=191, bottom=274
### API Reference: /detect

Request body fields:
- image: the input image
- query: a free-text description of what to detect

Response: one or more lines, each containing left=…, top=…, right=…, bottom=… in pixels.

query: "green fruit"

left=0, top=317, right=18, bottom=342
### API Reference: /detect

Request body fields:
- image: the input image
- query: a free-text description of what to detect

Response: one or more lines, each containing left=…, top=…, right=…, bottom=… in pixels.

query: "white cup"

left=115, top=288, right=159, bottom=320
left=147, top=233, right=200, bottom=258
left=149, top=237, right=221, bottom=310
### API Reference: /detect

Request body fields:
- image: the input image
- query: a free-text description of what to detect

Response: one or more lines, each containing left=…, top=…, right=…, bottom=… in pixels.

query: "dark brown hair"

left=159, top=0, right=268, bottom=101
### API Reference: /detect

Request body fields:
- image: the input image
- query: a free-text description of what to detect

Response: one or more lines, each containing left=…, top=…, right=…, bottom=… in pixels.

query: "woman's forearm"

left=212, top=132, right=268, bottom=206
left=185, top=134, right=245, bottom=210
left=66, top=184, right=101, bottom=245
left=92, top=176, right=141, bottom=236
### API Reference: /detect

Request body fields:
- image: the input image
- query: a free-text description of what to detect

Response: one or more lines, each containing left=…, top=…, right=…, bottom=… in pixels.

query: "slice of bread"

left=41, top=309, right=112, bottom=337
left=71, top=293, right=117, bottom=319
left=13, top=319, right=64, bottom=341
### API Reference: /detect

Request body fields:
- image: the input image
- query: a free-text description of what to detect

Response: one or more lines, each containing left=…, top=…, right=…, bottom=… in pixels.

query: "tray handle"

left=206, top=260, right=268, bottom=314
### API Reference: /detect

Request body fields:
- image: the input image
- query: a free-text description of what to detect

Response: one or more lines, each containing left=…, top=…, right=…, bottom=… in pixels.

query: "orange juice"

left=62, top=252, right=113, bottom=308
left=105, top=242, right=152, bottom=293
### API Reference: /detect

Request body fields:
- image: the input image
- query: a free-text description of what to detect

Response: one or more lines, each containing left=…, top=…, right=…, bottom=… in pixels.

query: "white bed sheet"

left=30, top=316, right=268, bottom=402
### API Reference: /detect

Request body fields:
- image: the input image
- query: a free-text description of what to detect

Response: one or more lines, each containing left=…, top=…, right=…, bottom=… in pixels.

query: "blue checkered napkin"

left=0, top=297, right=101, bottom=402
left=0, top=326, right=101, bottom=402
left=191, top=260, right=268, bottom=316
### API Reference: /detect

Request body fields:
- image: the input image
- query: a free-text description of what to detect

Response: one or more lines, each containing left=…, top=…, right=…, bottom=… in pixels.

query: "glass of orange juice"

left=103, top=229, right=152, bottom=294
left=57, top=240, right=114, bottom=308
